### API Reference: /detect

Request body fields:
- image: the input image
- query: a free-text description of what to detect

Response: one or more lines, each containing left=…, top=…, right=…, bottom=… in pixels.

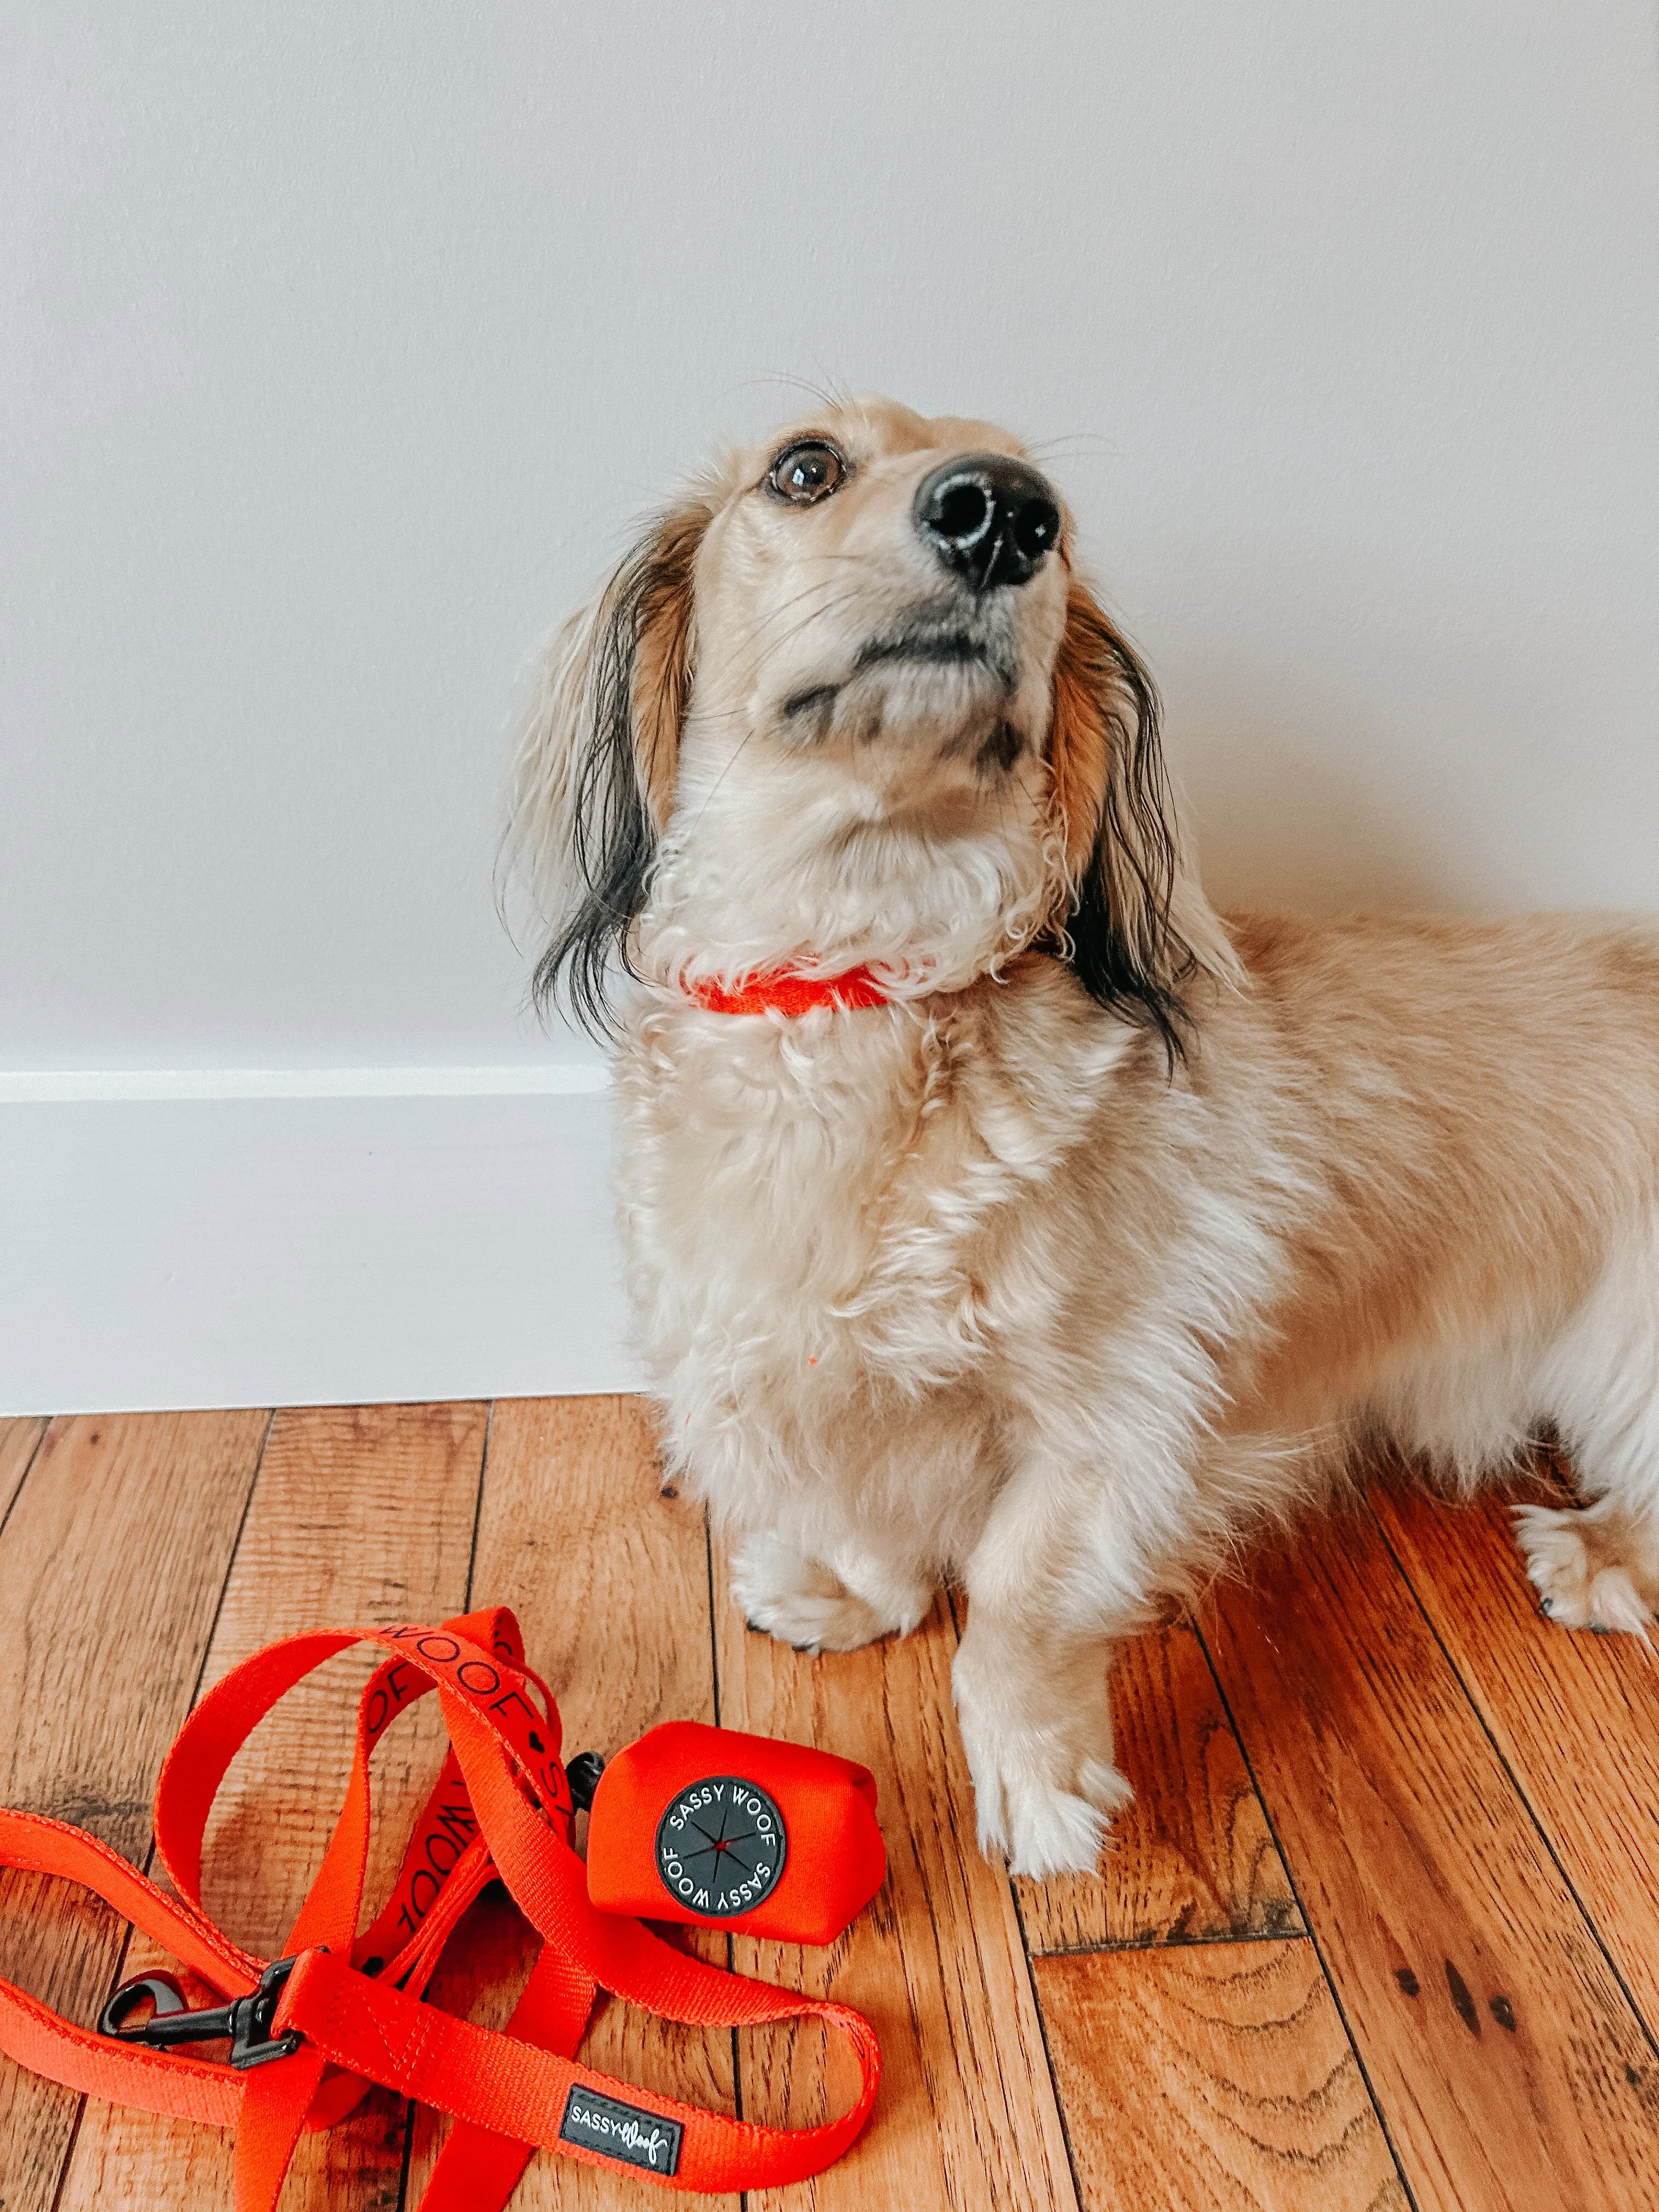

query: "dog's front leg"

left=954, top=1451, right=1164, bottom=1878
left=720, top=1394, right=990, bottom=1656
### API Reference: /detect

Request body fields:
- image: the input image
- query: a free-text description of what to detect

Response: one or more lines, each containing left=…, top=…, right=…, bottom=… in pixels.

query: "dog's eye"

left=767, top=439, right=846, bottom=506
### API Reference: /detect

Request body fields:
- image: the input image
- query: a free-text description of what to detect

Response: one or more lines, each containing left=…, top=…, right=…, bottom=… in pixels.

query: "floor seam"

left=946, top=1582, right=1086, bottom=2212
left=44, top=2088, right=88, bottom=2212
left=48, top=1404, right=276, bottom=2212
left=394, top=2092, right=417, bottom=2212
left=1195, top=1615, right=1421, bottom=2212
left=1027, top=1926, right=1316, bottom=1960
left=0, top=1415, right=53, bottom=1547
left=701, top=1503, right=746, bottom=2193
left=1009, top=1875, right=1087, bottom=2212
left=399, top=1398, right=496, bottom=2205
left=1368, top=1491, right=1659, bottom=2068
left=185, top=1406, right=276, bottom=1713
left=462, top=1398, right=495, bottom=1612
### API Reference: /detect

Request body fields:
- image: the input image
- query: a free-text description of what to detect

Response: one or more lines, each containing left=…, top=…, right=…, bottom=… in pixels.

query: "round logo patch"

left=654, top=1775, right=787, bottom=1918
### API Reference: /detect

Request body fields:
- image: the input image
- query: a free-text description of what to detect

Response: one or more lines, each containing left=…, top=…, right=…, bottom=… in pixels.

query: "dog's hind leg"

left=1515, top=1211, right=1659, bottom=1635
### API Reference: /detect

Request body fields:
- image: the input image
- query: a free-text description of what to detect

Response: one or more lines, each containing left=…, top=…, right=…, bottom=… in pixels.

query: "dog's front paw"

left=729, top=1532, right=905, bottom=1655
left=1514, top=1503, right=1655, bottom=1635
left=980, top=1758, right=1133, bottom=1879
left=955, top=1672, right=1133, bottom=1878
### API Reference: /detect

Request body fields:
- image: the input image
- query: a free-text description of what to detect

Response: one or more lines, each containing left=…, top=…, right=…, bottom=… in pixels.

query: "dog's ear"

left=1046, top=576, right=1238, bottom=1063
left=505, top=494, right=714, bottom=1034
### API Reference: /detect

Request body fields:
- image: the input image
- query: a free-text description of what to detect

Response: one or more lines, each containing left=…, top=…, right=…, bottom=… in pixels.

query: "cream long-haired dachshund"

left=508, top=396, right=1659, bottom=1878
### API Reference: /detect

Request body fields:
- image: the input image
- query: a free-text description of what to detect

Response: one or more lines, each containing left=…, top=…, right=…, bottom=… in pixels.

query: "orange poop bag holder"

left=584, top=1719, right=886, bottom=1944
left=0, top=1606, right=884, bottom=2204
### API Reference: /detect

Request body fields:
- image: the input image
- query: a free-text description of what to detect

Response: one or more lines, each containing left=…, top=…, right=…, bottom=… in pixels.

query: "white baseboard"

left=0, top=1076, right=643, bottom=1415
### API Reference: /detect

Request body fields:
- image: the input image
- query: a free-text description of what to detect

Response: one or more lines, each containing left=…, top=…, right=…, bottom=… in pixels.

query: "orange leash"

left=0, top=1607, right=881, bottom=2204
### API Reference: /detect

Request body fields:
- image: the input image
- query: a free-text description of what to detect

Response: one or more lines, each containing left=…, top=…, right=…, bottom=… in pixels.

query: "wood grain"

left=1035, top=1941, right=1403, bottom=2211
left=1202, top=1505, right=1659, bottom=2212
left=715, top=1569, right=1079, bottom=2212
left=18, top=1393, right=1659, bottom=2211
left=1373, top=1481, right=1659, bottom=2040
left=0, top=1410, right=269, bottom=2212
left=1017, top=1622, right=1302, bottom=1956
left=54, top=1400, right=488, bottom=2212
left=405, top=1393, right=742, bottom=2212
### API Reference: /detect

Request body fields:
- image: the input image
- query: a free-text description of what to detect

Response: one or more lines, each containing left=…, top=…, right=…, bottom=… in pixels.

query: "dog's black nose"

left=913, top=454, right=1062, bottom=592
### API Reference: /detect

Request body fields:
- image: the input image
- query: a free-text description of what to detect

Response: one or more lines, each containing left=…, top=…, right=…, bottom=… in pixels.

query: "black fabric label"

left=654, top=1774, right=788, bottom=1918
left=560, top=2085, right=685, bottom=2176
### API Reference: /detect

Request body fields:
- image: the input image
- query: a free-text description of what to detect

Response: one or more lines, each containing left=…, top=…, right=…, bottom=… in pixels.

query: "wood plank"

left=55, top=1400, right=488, bottom=2212
left=715, top=1571, right=1079, bottom=2212
left=1373, top=1481, right=1659, bottom=2038
left=1035, top=1941, right=1403, bottom=2211
left=0, top=1410, right=269, bottom=2212
left=0, top=1416, right=47, bottom=1528
left=1016, top=1622, right=1302, bottom=1955
left=405, top=1393, right=741, bottom=2212
left=1201, top=1506, right=1659, bottom=2212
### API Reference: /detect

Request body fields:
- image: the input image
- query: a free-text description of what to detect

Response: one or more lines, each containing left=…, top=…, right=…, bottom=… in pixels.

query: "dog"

left=506, top=394, right=1659, bottom=1877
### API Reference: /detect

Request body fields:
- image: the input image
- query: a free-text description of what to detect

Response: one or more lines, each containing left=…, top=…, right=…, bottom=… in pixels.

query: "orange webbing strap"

left=0, top=1609, right=881, bottom=2207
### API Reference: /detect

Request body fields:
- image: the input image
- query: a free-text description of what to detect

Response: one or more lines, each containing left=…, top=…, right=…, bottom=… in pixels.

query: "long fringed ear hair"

left=503, top=494, right=714, bottom=1035
left=1046, top=578, right=1239, bottom=1065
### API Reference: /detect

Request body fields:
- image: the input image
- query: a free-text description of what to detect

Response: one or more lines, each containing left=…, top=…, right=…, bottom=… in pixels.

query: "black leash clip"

left=97, top=1955, right=303, bottom=2070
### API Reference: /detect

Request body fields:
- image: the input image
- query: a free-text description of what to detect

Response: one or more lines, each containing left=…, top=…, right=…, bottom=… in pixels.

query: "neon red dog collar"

left=686, top=966, right=889, bottom=1017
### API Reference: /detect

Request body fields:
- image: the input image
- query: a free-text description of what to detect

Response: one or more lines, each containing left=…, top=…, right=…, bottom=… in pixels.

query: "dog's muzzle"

left=913, top=455, right=1061, bottom=594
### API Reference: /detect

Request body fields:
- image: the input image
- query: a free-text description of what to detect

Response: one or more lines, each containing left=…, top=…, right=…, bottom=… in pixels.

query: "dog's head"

left=507, top=394, right=1234, bottom=1057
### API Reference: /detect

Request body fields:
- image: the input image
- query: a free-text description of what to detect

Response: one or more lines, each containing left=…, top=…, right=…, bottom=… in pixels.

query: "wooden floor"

left=3, top=1403, right=1659, bottom=2209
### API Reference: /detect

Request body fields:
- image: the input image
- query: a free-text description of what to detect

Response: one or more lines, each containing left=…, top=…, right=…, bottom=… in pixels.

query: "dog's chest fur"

left=612, top=964, right=1131, bottom=1499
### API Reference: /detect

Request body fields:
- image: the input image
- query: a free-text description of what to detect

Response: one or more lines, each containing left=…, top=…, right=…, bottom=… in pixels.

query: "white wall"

left=4, top=3, right=1657, bottom=1408
left=0, top=1086, right=629, bottom=1413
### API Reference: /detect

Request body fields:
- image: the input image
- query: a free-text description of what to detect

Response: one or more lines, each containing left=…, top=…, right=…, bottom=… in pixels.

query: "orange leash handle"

left=0, top=1609, right=881, bottom=2207
left=283, top=1945, right=882, bottom=2193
